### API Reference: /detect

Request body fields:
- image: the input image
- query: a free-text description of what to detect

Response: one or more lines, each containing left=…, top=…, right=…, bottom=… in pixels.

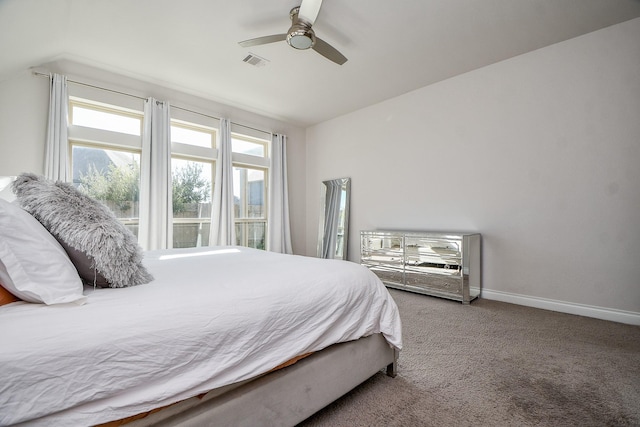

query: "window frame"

left=67, top=91, right=274, bottom=251
left=169, top=119, right=217, bottom=249
left=68, top=98, right=145, bottom=237
left=231, top=131, right=270, bottom=249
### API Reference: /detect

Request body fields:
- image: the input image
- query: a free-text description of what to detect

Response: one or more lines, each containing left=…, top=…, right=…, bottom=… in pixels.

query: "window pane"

left=233, top=167, right=264, bottom=219
left=72, top=105, right=141, bottom=136
left=172, top=159, right=212, bottom=217
left=172, top=158, right=212, bottom=248
left=171, top=124, right=213, bottom=148
left=72, top=145, right=140, bottom=236
left=173, top=222, right=210, bottom=248
left=235, top=222, right=265, bottom=250
left=232, top=137, right=265, bottom=157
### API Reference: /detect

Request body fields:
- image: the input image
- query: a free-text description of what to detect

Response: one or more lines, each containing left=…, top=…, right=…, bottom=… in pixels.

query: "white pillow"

left=0, top=199, right=86, bottom=305
left=0, top=176, right=16, bottom=202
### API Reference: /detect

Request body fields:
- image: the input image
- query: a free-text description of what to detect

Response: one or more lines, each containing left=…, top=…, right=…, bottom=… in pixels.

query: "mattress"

left=0, top=246, right=402, bottom=426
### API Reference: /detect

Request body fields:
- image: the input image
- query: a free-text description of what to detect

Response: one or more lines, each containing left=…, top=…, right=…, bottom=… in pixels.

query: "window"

left=231, top=132, right=269, bottom=250
left=67, top=92, right=272, bottom=252
left=234, top=166, right=266, bottom=249
left=71, top=103, right=141, bottom=136
left=232, top=137, right=265, bottom=157
left=170, top=120, right=216, bottom=248
left=171, top=122, right=213, bottom=148
left=69, top=98, right=143, bottom=237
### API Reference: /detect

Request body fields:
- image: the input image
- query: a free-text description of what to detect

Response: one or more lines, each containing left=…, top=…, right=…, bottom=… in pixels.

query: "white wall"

left=0, top=70, right=50, bottom=175
left=0, top=60, right=307, bottom=254
left=306, top=18, right=640, bottom=317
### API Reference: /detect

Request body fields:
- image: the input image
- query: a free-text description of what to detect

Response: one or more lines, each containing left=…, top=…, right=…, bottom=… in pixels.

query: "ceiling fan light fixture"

left=287, top=26, right=315, bottom=50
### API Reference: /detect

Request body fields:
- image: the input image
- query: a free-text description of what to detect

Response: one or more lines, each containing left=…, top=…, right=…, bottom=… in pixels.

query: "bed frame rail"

left=133, top=334, right=396, bottom=427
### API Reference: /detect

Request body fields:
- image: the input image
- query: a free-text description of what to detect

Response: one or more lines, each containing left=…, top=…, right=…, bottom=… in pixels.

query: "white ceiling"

left=1, top=0, right=640, bottom=127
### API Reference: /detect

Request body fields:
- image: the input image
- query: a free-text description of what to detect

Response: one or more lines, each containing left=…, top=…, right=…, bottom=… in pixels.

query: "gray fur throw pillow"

left=12, top=173, right=153, bottom=288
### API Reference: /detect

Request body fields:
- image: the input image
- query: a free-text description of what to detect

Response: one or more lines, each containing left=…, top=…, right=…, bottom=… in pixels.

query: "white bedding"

left=0, top=246, right=402, bottom=426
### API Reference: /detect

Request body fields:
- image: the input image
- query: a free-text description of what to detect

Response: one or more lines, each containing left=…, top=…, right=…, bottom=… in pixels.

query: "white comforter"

left=0, top=246, right=402, bottom=426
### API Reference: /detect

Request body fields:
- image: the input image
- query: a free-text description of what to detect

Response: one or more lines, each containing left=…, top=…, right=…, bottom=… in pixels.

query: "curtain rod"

left=33, top=71, right=272, bottom=136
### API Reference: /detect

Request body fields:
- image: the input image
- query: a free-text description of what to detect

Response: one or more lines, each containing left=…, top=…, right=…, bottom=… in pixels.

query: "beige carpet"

left=298, top=289, right=640, bottom=426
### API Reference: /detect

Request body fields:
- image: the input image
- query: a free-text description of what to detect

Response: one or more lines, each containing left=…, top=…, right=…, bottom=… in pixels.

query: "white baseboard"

left=481, top=289, right=640, bottom=326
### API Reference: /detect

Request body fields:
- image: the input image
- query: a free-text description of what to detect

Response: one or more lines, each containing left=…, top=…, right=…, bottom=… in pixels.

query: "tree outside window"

left=171, top=159, right=212, bottom=248
left=75, top=147, right=213, bottom=248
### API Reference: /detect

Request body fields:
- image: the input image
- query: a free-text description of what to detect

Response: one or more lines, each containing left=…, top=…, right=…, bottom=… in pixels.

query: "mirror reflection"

left=317, top=177, right=350, bottom=259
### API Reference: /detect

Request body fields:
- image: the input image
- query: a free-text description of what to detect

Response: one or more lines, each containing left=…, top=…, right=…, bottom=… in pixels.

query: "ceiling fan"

left=238, top=0, right=347, bottom=65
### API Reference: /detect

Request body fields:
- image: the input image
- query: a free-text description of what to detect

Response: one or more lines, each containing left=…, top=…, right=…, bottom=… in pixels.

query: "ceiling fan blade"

left=238, top=34, right=287, bottom=47
left=313, top=37, right=347, bottom=65
left=298, top=0, right=322, bottom=25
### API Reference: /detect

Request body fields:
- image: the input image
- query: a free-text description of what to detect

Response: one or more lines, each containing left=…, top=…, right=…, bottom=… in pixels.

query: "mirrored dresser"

left=360, top=231, right=481, bottom=304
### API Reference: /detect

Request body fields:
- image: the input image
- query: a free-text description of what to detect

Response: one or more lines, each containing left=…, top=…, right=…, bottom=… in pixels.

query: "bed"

left=0, top=175, right=402, bottom=427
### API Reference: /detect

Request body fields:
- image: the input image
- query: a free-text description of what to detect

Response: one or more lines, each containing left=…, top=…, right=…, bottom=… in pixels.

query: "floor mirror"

left=317, top=177, right=350, bottom=259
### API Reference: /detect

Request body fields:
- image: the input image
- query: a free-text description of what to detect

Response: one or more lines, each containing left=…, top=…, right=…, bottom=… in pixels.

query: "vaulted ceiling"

left=1, top=0, right=640, bottom=126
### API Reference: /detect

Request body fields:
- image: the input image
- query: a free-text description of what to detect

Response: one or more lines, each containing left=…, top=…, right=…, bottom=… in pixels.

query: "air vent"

left=243, top=53, right=269, bottom=67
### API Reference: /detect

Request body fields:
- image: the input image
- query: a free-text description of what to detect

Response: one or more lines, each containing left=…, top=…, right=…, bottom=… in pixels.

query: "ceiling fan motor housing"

left=287, top=7, right=315, bottom=50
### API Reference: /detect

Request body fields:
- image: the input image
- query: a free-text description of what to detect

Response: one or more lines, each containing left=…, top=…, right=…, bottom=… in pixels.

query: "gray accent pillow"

left=12, top=173, right=153, bottom=288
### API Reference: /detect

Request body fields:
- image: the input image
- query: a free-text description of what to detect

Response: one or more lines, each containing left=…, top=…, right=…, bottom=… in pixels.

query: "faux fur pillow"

left=12, top=173, right=153, bottom=288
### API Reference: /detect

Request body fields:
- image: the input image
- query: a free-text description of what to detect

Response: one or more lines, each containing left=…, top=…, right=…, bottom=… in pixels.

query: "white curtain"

left=138, top=98, right=173, bottom=250
left=267, top=133, right=293, bottom=254
left=44, top=73, right=69, bottom=182
left=210, top=118, right=236, bottom=246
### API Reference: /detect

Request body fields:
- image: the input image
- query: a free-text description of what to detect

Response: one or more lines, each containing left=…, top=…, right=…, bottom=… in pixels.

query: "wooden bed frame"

left=126, top=333, right=397, bottom=427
